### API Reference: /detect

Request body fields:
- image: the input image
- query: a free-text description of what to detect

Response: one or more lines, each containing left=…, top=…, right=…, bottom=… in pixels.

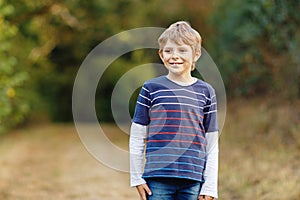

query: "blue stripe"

left=146, top=161, right=205, bottom=169
left=146, top=146, right=205, bottom=154
left=146, top=154, right=206, bottom=161
left=144, top=168, right=203, bottom=175
left=142, top=174, right=204, bottom=182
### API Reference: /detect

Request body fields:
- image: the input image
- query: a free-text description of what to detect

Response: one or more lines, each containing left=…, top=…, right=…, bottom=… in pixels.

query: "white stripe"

left=204, top=102, right=217, bottom=108
left=151, top=95, right=206, bottom=104
left=139, top=94, right=150, bottom=101
left=137, top=101, right=150, bottom=108
left=204, top=110, right=217, bottom=114
left=150, top=88, right=211, bottom=101
left=152, top=102, right=203, bottom=109
left=142, top=86, right=149, bottom=92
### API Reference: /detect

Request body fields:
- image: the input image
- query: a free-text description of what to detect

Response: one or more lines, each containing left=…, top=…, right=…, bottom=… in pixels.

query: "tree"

left=3, top=0, right=188, bottom=124
left=210, top=0, right=300, bottom=99
left=0, top=0, right=29, bottom=134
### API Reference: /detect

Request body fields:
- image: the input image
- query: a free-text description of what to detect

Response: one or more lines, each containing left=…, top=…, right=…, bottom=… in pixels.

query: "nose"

left=171, top=51, right=180, bottom=59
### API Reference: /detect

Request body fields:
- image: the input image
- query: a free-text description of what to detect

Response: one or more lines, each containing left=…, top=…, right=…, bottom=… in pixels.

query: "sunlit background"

left=0, top=0, right=299, bottom=199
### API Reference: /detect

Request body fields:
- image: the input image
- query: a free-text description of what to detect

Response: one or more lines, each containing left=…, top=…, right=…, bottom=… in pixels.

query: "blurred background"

left=0, top=0, right=299, bottom=199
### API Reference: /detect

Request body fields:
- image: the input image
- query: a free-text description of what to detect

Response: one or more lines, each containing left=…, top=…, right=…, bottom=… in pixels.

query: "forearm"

left=200, top=131, right=219, bottom=198
left=129, top=122, right=147, bottom=187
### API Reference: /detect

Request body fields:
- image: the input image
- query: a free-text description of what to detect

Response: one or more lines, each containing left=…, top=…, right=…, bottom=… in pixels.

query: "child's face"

left=159, top=39, right=200, bottom=77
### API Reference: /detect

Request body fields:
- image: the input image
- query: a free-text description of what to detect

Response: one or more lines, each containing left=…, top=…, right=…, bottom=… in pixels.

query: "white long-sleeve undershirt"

left=129, top=122, right=147, bottom=187
left=129, top=122, right=219, bottom=198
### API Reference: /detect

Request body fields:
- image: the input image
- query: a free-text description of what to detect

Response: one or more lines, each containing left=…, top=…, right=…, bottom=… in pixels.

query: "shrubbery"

left=1, top=0, right=299, bottom=133
left=0, top=2, right=30, bottom=134
left=210, top=0, right=300, bottom=98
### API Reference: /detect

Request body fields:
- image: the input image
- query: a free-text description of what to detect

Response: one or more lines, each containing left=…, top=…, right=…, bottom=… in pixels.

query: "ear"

left=193, top=49, right=201, bottom=62
left=158, top=50, right=164, bottom=62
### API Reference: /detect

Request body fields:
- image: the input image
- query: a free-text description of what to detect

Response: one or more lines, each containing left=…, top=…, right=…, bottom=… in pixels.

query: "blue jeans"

left=146, top=177, right=202, bottom=200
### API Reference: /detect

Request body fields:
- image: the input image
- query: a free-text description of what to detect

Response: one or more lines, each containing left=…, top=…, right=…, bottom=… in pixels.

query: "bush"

left=210, top=0, right=300, bottom=99
left=0, top=2, right=30, bottom=134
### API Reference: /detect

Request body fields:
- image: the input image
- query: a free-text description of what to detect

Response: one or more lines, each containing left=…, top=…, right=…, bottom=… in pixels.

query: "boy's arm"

left=129, top=122, right=147, bottom=187
left=200, top=131, right=219, bottom=199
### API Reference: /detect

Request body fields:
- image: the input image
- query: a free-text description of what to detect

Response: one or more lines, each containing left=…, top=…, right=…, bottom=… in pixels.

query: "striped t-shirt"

left=132, top=76, right=218, bottom=182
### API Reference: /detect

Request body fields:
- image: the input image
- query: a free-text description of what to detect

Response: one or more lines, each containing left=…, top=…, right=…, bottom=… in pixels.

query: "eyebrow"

left=164, top=44, right=189, bottom=48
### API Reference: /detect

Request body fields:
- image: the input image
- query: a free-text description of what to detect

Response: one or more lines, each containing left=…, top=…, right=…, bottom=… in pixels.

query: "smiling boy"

left=130, top=21, right=219, bottom=200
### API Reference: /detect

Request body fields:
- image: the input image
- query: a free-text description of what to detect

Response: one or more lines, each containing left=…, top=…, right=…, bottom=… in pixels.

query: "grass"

left=0, top=98, right=299, bottom=199
left=219, top=98, right=300, bottom=199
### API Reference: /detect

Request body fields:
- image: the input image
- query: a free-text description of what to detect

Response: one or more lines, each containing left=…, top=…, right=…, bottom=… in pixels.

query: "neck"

left=166, top=73, right=195, bottom=85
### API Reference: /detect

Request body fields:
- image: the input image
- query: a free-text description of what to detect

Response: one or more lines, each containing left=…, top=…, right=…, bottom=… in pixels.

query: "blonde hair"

left=158, top=21, right=202, bottom=70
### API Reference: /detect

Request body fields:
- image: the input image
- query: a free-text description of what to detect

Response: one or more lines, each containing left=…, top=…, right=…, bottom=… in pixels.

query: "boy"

left=130, top=21, right=219, bottom=200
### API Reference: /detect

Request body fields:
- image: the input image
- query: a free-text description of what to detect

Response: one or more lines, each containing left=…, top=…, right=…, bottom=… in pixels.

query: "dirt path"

left=0, top=124, right=137, bottom=200
left=1, top=100, right=300, bottom=200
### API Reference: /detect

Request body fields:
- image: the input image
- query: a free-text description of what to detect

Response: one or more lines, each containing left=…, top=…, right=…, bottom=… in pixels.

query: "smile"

left=169, top=62, right=183, bottom=65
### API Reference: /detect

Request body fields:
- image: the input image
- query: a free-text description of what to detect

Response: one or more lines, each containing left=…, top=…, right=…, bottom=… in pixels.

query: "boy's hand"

left=136, top=184, right=152, bottom=200
left=198, top=195, right=214, bottom=200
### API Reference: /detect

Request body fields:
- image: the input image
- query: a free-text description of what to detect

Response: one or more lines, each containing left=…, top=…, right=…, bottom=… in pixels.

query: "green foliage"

left=0, top=0, right=30, bottom=134
left=1, top=0, right=299, bottom=131
left=210, top=0, right=300, bottom=98
left=22, top=0, right=186, bottom=122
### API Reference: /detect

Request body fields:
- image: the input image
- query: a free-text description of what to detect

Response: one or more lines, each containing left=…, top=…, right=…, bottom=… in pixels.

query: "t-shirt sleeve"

left=203, top=84, right=218, bottom=133
left=132, top=84, right=151, bottom=125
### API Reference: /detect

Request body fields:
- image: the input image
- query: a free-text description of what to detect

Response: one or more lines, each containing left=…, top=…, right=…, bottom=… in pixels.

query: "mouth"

left=169, top=62, right=183, bottom=65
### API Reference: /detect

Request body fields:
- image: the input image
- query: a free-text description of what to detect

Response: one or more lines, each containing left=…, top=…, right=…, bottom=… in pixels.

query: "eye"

left=179, top=49, right=187, bottom=52
left=163, top=49, right=172, bottom=53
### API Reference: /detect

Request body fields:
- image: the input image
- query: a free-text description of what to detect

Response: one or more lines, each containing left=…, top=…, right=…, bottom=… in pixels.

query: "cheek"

left=187, top=55, right=195, bottom=62
left=162, top=54, right=171, bottom=61
left=182, top=56, right=192, bottom=62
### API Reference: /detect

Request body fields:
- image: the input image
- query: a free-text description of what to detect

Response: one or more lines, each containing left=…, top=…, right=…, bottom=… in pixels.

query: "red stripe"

left=150, top=117, right=201, bottom=124
left=149, top=132, right=205, bottom=140
left=152, top=110, right=204, bottom=118
left=148, top=139, right=206, bottom=146
left=150, top=124, right=205, bottom=132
